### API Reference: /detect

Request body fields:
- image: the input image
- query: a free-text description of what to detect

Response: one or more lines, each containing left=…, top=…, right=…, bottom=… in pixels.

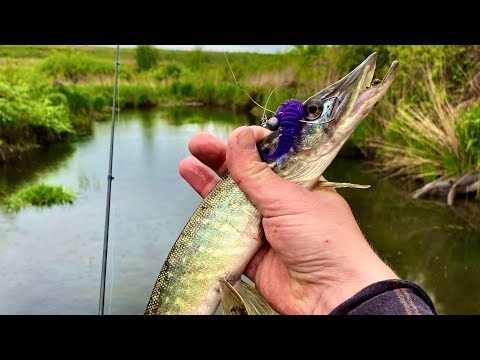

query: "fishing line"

left=261, top=82, right=291, bottom=123
left=223, top=52, right=275, bottom=115
left=98, top=45, right=120, bottom=315
left=224, top=51, right=337, bottom=128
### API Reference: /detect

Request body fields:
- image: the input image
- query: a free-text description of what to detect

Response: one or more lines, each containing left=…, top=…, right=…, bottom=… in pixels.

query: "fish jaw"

left=259, top=53, right=399, bottom=189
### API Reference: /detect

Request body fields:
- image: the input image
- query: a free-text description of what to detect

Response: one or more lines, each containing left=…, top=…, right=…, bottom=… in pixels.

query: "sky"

left=161, top=45, right=292, bottom=53
left=118, top=45, right=292, bottom=54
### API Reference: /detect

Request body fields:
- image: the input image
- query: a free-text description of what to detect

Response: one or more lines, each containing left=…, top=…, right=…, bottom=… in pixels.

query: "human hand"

left=179, top=126, right=398, bottom=314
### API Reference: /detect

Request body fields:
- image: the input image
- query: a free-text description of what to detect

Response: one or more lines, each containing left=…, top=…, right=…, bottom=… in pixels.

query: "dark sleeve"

left=329, top=279, right=437, bottom=315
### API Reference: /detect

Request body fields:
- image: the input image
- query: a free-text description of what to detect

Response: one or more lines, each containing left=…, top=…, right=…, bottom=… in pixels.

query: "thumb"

left=226, top=126, right=307, bottom=217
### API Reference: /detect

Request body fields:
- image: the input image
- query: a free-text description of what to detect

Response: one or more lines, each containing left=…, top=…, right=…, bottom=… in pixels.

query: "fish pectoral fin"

left=220, top=280, right=249, bottom=315
left=220, top=279, right=274, bottom=315
left=232, top=279, right=275, bottom=315
left=314, top=181, right=371, bottom=190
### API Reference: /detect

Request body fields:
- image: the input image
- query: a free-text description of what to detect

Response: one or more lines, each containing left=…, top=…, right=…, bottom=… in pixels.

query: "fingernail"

left=237, top=128, right=256, bottom=152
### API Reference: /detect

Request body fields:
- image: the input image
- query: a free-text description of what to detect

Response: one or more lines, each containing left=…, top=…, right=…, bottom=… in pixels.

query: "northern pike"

left=145, top=53, right=399, bottom=315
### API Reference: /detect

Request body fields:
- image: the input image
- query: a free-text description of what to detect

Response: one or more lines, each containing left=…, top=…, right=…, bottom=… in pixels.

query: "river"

left=1, top=107, right=479, bottom=314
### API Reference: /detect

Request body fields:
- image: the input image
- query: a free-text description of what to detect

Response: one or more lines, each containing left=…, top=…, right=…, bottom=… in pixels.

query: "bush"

left=152, top=62, right=183, bottom=83
left=113, top=84, right=160, bottom=108
left=39, top=50, right=114, bottom=81
left=170, top=81, right=194, bottom=98
left=162, top=63, right=182, bottom=80
left=135, top=45, right=158, bottom=72
left=0, top=76, right=74, bottom=144
left=57, top=86, right=94, bottom=114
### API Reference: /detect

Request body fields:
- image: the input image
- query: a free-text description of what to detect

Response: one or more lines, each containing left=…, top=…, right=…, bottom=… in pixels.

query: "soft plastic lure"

left=259, top=99, right=304, bottom=161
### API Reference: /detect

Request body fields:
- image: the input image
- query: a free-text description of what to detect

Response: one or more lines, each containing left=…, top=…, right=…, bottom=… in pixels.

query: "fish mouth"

left=351, top=56, right=399, bottom=115
left=302, top=52, right=399, bottom=126
left=255, top=52, right=399, bottom=188
left=257, top=52, right=399, bottom=166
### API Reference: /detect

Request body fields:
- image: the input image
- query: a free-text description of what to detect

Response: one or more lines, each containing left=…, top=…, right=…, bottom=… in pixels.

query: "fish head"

left=259, top=52, right=399, bottom=188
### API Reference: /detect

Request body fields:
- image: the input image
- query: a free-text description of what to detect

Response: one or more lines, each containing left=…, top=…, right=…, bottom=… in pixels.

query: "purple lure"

left=260, top=99, right=304, bottom=161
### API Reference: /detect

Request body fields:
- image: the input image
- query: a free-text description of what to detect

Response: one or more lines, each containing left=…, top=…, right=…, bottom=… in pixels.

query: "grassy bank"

left=0, top=45, right=478, bottom=191
left=2, top=183, right=76, bottom=212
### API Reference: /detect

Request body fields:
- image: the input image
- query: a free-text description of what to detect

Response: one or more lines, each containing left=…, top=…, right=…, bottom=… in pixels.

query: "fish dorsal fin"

left=220, top=279, right=274, bottom=315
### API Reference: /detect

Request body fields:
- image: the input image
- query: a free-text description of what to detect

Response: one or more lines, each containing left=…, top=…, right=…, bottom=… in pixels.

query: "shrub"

left=0, top=76, right=74, bottom=144
left=135, top=45, right=158, bottom=72
left=39, top=50, right=114, bottom=81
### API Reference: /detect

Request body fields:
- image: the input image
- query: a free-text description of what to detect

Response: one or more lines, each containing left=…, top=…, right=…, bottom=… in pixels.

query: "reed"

left=371, top=67, right=479, bottom=182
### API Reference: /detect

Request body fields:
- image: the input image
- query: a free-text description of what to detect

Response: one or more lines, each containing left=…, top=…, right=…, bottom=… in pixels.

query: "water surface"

left=1, top=107, right=478, bottom=314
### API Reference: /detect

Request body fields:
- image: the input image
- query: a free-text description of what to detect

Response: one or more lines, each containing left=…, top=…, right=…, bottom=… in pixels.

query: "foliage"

left=458, top=102, right=480, bottom=170
left=38, top=49, right=115, bottom=82
left=153, top=62, right=182, bottom=82
left=0, top=67, right=74, bottom=144
left=3, top=183, right=76, bottom=212
left=372, top=69, right=477, bottom=182
left=135, top=45, right=158, bottom=72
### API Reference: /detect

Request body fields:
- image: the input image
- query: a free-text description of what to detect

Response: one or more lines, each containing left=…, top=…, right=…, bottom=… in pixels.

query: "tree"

left=135, top=45, right=158, bottom=72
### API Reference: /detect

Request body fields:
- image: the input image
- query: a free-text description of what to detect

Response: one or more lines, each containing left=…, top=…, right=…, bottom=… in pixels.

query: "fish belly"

left=145, top=174, right=263, bottom=315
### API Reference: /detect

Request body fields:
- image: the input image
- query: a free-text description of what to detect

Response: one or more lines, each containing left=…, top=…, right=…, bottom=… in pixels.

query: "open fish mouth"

left=256, top=52, right=399, bottom=188
left=302, top=52, right=400, bottom=126
left=353, top=56, right=399, bottom=114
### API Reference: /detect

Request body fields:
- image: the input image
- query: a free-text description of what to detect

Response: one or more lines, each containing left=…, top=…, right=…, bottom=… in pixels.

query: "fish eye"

left=304, top=101, right=323, bottom=120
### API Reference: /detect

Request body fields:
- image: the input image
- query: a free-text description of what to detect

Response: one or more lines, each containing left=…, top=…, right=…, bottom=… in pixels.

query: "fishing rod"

left=98, top=45, right=120, bottom=315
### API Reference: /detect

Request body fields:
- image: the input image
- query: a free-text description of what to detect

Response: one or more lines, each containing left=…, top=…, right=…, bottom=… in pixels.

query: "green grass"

left=3, top=183, right=76, bottom=212
left=458, top=102, right=480, bottom=170
left=38, top=49, right=134, bottom=82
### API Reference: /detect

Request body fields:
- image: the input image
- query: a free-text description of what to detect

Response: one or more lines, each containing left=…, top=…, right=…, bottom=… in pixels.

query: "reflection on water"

left=325, top=161, right=480, bottom=314
left=0, top=143, right=75, bottom=195
left=0, top=107, right=479, bottom=314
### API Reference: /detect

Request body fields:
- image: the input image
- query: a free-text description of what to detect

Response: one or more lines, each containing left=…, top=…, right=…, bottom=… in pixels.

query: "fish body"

left=145, top=53, right=399, bottom=315
left=145, top=175, right=261, bottom=314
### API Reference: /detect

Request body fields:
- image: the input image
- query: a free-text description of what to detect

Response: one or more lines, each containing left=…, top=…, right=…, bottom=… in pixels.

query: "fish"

left=144, top=53, right=399, bottom=315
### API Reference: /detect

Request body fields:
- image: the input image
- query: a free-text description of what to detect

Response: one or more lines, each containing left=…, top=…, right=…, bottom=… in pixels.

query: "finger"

left=188, top=132, right=229, bottom=177
left=189, top=127, right=271, bottom=177
left=226, top=126, right=308, bottom=217
left=249, top=125, right=271, bottom=139
left=178, top=156, right=220, bottom=198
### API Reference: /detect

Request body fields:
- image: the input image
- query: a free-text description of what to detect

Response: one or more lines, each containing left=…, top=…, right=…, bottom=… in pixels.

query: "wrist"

left=310, top=249, right=399, bottom=315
